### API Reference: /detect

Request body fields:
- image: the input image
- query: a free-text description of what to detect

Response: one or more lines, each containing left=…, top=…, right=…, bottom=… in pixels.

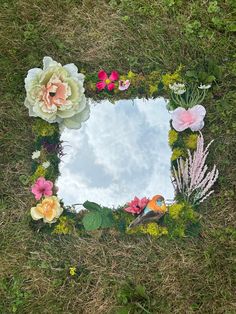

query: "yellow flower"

left=168, top=203, right=184, bottom=219
left=171, top=148, right=183, bottom=161
left=31, top=196, right=63, bottom=223
left=127, top=223, right=168, bottom=237
left=69, top=267, right=76, bottom=276
left=31, top=165, right=47, bottom=182
left=162, top=65, right=183, bottom=88
left=53, top=216, right=73, bottom=235
left=127, top=70, right=136, bottom=79
left=168, top=129, right=178, bottom=146
left=184, top=134, right=198, bottom=150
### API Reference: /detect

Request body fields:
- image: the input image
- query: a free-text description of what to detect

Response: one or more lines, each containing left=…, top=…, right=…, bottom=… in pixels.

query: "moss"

left=52, top=216, right=75, bottom=235
left=127, top=222, right=168, bottom=237
left=184, top=133, right=198, bottom=150
left=168, top=129, right=178, bottom=147
left=30, top=165, right=47, bottom=182
left=32, top=118, right=58, bottom=137
left=171, top=148, right=184, bottom=161
left=169, top=203, right=184, bottom=219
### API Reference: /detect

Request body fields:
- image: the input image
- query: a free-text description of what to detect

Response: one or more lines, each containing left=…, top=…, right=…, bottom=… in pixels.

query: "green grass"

left=0, top=0, right=236, bottom=313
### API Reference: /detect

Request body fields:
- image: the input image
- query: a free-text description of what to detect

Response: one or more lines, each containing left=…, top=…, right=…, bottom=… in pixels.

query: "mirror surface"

left=57, top=98, right=175, bottom=208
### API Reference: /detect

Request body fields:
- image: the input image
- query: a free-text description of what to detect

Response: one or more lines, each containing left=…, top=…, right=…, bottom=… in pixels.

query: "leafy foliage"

left=82, top=202, right=114, bottom=231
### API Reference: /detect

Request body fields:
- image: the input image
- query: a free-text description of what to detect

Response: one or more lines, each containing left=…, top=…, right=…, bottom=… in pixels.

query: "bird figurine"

left=129, top=194, right=167, bottom=228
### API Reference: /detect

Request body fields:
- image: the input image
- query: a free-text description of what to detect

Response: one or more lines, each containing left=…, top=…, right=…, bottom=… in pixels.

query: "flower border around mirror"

left=24, top=56, right=219, bottom=238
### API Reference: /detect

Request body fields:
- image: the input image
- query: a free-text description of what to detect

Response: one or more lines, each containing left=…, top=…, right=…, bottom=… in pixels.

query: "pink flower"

left=171, top=105, right=206, bottom=132
left=31, top=177, right=53, bottom=200
left=96, top=70, right=119, bottom=91
left=124, top=196, right=149, bottom=214
left=118, top=80, right=130, bottom=91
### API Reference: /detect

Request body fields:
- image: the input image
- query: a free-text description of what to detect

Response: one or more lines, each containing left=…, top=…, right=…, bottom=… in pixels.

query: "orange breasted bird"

left=129, top=194, right=167, bottom=228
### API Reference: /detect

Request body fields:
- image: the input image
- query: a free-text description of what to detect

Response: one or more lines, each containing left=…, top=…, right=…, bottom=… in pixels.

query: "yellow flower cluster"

left=31, top=165, right=46, bottom=182
left=168, top=203, right=184, bottom=219
left=162, top=65, right=183, bottom=88
left=168, top=129, right=178, bottom=146
left=127, top=222, right=168, bottom=237
left=147, top=71, right=161, bottom=95
left=171, top=148, right=183, bottom=161
left=32, top=119, right=58, bottom=137
left=184, top=134, right=198, bottom=150
left=53, top=216, right=73, bottom=235
left=141, top=223, right=168, bottom=236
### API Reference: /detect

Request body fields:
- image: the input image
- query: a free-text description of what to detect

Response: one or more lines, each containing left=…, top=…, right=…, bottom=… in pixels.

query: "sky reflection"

left=57, top=98, right=175, bottom=208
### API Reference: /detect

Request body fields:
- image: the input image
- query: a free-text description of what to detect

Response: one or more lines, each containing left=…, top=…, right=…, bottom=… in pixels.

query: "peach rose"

left=31, top=196, right=63, bottom=223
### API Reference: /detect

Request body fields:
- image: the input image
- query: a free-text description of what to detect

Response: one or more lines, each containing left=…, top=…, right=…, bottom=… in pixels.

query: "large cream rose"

left=24, top=56, right=90, bottom=129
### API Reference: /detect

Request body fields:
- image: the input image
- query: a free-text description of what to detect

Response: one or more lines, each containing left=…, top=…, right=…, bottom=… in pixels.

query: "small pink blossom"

left=118, top=80, right=130, bottom=91
left=31, top=177, right=53, bottom=200
left=124, top=196, right=149, bottom=214
left=96, top=70, right=119, bottom=91
left=171, top=105, right=206, bottom=132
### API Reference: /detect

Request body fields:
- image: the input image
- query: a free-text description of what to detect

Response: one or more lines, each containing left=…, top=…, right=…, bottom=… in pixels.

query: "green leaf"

left=83, top=201, right=102, bottom=211
left=82, top=211, right=102, bottom=231
left=135, top=284, right=148, bottom=299
left=100, top=207, right=114, bottom=228
left=19, top=175, right=29, bottom=186
left=227, top=23, right=236, bottom=32
left=206, top=75, right=216, bottom=83
left=101, top=214, right=114, bottom=228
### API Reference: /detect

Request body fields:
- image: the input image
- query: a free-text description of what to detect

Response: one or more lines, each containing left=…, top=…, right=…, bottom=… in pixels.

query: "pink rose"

left=124, top=196, right=149, bottom=214
left=31, top=177, right=53, bottom=200
left=171, top=105, right=206, bottom=132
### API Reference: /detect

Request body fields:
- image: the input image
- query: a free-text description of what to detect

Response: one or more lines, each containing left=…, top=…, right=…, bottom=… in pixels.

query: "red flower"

left=96, top=70, right=119, bottom=91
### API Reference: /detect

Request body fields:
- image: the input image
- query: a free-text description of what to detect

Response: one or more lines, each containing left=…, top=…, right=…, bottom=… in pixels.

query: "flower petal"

left=24, top=68, right=42, bottom=90
left=96, top=81, right=106, bottom=91
left=63, top=64, right=85, bottom=82
left=190, top=120, right=204, bottom=131
left=191, top=105, right=206, bottom=118
left=109, top=71, right=119, bottom=81
left=31, top=207, right=44, bottom=220
left=43, top=56, right=60, bottom=70
left=62, top=104, right=90, bottom=129
left=172, top=120, right=188, bottom=132
left=98, top=70, right=108, bottom=81
left=107, top=82, right=115, bottom=91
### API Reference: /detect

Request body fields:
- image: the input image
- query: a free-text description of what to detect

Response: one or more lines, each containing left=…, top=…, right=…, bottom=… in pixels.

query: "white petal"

left=63, top=64, right=85, bottom=82
left=43, top=56, right=61, bottom=70
left=31, top=207, right=43, bottom=220
left=24, top=68, right=42, bottom=90
left=190, top=120, right=204, bottom=131
left=191, top=105, right=206, bottom=117
left=61, top=103, right=90, bottom=129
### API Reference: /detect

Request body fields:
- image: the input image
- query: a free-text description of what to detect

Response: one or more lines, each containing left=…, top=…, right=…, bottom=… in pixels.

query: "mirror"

left=57, top=98, right=174, bottom=208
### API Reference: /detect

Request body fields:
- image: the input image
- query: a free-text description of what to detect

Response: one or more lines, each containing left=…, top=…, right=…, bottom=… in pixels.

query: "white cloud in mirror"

left=57, top=98, right=175, bottom=208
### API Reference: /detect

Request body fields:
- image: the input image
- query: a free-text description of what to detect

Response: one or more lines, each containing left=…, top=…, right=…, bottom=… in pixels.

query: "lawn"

left=0, top=0, right=235, bottom=313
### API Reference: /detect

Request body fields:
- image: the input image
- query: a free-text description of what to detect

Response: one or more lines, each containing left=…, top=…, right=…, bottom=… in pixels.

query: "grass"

left=0, top=0, right=236, bottom=313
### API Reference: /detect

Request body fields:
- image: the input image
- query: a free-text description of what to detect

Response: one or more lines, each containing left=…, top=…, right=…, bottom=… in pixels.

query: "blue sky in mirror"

left=57, top=98, right=175, bottom=208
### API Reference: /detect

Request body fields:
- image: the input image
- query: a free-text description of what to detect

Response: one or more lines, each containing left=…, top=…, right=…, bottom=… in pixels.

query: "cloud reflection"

left=57, top=98, right=174, bottom=208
